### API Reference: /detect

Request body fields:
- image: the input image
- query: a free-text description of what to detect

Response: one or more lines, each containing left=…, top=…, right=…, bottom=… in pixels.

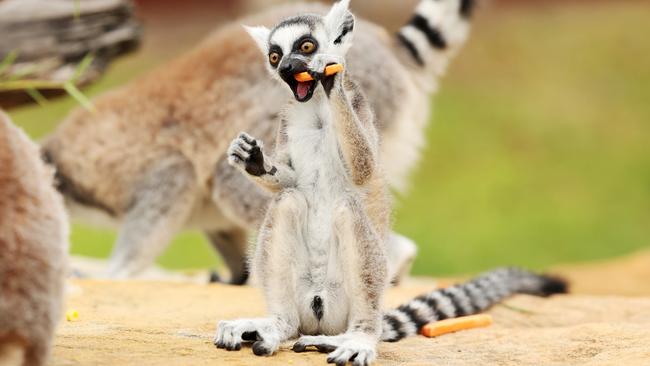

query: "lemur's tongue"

left=297, top=81, right=311, bottom=100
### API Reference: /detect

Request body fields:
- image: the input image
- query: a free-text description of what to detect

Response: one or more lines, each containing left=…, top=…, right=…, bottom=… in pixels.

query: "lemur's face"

left=245, top=0, right=354, bottom=103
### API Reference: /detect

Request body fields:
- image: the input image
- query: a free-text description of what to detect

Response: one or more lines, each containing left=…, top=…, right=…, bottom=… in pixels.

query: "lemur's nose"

left=279, top=58, right=307, bottom=81
left=280, top=63, right=293, bottom=74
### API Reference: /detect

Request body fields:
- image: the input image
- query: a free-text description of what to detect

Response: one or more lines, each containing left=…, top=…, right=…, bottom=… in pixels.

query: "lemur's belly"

left=287, top=115, right=352, bottom=335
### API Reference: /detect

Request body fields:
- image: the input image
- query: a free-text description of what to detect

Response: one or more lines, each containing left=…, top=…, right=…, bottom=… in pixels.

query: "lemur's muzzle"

left=278, top=57, right=316, bottom=103
left=279, top=58, right=308, bottom=80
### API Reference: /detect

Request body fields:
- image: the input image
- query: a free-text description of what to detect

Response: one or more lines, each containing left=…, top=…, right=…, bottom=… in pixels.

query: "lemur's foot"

left=227, top=132, right=267, bottom=177
left=293, top=333, right=377, bottom=366
left=214, top=318, right=281, bottom=356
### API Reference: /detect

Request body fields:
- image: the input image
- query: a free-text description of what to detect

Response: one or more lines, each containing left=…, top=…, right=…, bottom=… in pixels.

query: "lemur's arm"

left=330, top=76, right=379, bottom=186
left=227, top=129, right=296, bottom=193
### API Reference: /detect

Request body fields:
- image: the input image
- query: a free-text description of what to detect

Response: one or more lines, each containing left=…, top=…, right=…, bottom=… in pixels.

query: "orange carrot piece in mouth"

left=294, top=63, right=344, bottom=82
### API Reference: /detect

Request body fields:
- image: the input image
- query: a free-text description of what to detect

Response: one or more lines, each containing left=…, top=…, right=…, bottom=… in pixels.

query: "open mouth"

left=282, top=75, right=337, bottom=103
left=294, top=79, right=316, bottom=102
left=280, top=62, right=338, bottom=103
left=282, top=73, right=317, bottom=103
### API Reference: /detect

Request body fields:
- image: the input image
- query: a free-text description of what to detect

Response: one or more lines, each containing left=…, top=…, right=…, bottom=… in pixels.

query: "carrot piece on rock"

left=421, top=314, right=493, bottom=337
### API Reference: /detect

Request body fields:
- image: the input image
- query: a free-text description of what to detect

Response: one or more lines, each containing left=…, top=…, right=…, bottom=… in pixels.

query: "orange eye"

left=300, top=41, right=316, bottom=54
left=269, top=52, right=280, bottom=65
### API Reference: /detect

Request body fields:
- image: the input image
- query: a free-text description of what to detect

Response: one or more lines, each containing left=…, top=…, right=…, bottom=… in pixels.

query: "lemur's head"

left=244, top=0, right=354, bottom=103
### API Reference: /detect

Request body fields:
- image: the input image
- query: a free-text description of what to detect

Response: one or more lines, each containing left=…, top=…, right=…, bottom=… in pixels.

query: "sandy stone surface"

left=556, top=250, right=650, bottom=297
left=52, top=252, right=650, bottom=366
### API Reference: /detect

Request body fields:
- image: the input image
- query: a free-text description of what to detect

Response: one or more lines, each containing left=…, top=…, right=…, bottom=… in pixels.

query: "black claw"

left=292, top=343, right=307, bottom=353
left=241, top=331, right=259, bottom=342
left=239, top=133, right=255, bottom=145
left=326, top=357, right=335, bottom=364
left=252, top=341, right=271, bottom=356
left=336, top=360, right=347, bottom=366
left=317, top=344, right=337, bottom=353
left=239, top=142, right=251, bottom=152
left=352, top=359, right=367, bottom=366
left=350, top=353, right=358, bottom=362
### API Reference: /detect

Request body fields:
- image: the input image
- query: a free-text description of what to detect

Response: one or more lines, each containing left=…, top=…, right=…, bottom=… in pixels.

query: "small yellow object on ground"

left=294, top=64, right=344, bottom=82
left=66, top=309, right=79, bottom=322
left=421, top=314, right=493, bottom=337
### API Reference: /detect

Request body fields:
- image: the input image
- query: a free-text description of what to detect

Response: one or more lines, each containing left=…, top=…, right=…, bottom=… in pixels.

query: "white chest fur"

left=284, top=99, right=352, bottom=335
left=286, top=100, right=348, bottom=201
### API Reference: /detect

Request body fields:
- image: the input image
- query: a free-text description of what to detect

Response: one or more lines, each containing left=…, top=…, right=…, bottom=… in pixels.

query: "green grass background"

left=7, top=2, right=650, bottom=275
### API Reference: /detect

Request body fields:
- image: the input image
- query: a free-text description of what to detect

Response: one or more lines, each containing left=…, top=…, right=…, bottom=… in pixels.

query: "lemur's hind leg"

left=106, top=153, right=197, bottom=278
left=205, top=227, right=249, bottom=285
left=215, top=189, right=304, bottom=356
left=294, top=198, right=387, bottom=366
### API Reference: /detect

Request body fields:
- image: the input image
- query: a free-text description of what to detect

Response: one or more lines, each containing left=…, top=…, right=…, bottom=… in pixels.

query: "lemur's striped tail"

left=396, top=0, right=476, bottom=76
left=381, top=267, right=568, bottom=342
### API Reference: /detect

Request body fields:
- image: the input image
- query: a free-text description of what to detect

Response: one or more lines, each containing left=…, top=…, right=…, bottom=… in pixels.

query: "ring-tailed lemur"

left=42, top=0, right=476, bottom=282
left=214, top=2, right=567, bottom=365
left=0, top=111, right=69, bottom=366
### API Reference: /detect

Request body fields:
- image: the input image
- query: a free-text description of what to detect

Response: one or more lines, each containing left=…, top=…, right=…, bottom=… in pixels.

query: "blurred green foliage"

left=7, top=2, right=649, bottom=275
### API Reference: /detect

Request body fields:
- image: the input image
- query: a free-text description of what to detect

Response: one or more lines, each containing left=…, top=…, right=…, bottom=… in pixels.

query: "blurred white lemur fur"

left=0, top=111, right=68, bottom=366
left=42, top=0, right=476, bottom=283
left=214, top=2, right=568, bottom=365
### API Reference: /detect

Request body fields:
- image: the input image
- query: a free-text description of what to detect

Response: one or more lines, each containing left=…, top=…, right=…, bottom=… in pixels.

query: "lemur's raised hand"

left=215, top=1, right=567, bottom=365
left=228, top=132, right=296, bottom=192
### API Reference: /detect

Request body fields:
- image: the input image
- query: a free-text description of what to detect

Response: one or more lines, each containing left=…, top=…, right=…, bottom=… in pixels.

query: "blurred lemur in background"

left=42, top=0, right=477, bottom=282
left=0, top=111, right=68, bottom=366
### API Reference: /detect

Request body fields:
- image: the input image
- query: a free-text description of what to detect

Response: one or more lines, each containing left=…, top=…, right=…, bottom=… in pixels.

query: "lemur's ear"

left=324, top=0, right=355, bottom=52
left=243, top=25, right=271, bottom=54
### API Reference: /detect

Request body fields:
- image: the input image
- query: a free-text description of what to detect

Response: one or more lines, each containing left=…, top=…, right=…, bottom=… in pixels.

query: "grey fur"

left=271, top=14, right=320, bottom=38
left=107, top=152, right=198, bottom=278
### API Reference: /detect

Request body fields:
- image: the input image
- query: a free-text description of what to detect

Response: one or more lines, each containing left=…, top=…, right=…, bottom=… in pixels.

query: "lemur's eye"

left=300, top=41, right=316, bottom=54
left=269, top=52, right=280, bottom=66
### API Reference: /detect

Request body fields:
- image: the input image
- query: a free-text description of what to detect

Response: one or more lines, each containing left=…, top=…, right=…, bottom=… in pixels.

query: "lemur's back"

left=42, top=0, right=473, bottom=281
left=42, top=3, right=421, bottom=213
left=0, top=112, right=68, bottom=366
